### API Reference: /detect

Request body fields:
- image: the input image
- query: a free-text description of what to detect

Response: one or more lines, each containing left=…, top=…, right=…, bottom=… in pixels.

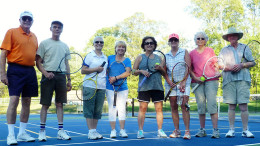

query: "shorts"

left=7, top=63, right=38, bottom=97
left=138, top=90, right=164, bottom=103
left=191, top=80, right=218, bottom=114
left=40, top=73, right=67, bottom=106
left=223, top=81, right=250, bottom=104
left=83, top=87, right=106, bottom=119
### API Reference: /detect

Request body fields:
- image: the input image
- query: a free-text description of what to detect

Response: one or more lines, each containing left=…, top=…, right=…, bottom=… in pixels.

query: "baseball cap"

left=20, top=11, right=33, bottom=19
left=168, top=33, right=179, bottom=40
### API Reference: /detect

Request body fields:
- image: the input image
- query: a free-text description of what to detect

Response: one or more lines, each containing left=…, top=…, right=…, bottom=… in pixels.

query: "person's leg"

left=228, top=104, right=236, bottom=130
left=169, top=96, right=179, bottom=130
left=181, top=96, right=190, bottom=131
left=7, top=96, right=20, bottom=136
left=239, top=103, right=248, bottom=131
left=210, top=113, right=218, bottom=129
left=138, top=102, right=148, bottom=130
left=154, top=101, right=163, bottom=130
left=19, top=97, right=31, bottom=135
left=40, top=105, right=50, bottom=130
left=117, top=90, right=128, bottom=130
left=106, top=90, right=117, bottom=130
left=56, top=103, right=64, bottom=131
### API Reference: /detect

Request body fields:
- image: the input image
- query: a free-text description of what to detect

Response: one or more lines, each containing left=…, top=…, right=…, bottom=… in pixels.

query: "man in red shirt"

left=0, top=11, right=38, bottom=145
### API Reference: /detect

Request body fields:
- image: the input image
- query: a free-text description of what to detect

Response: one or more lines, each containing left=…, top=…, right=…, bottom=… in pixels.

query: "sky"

left=0, top=0, right=202, bottom=51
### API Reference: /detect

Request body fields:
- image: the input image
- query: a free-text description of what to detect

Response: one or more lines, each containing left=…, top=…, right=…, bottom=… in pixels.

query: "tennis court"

left=0, top=110, right=260, bottom=146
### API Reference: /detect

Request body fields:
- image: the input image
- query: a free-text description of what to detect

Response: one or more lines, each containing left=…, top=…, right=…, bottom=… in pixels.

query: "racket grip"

left=164, top=88, right=172, bottom=102
left=191, top=83, right=200, bottom=93
left=113, top=92, right=117, bottom=107
left=100, top=61, right=106, bottom=67
left=139, top=77, right=147, bottom=87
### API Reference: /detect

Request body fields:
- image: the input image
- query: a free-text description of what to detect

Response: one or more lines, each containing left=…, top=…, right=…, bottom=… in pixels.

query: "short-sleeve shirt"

left=82, top=50, right=108, bottom=89
left=37, top=38, right=70, bottom=72
left=219, top=43, right=254, bottom=87
left=0, top=26, right=38, bottom=66
left=189, top=47, right=218, bottom=83
left=106, top=55, right=131, bottom=91
left=138, top=53, right=164, bottom=92
left=165, top=48, right=191, bottom=95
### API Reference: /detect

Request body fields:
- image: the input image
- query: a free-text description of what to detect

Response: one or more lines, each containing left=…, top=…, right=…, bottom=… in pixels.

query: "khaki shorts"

left=191, top=80, right=218, bottom=114
left=223, top=81, right=250, bottom=104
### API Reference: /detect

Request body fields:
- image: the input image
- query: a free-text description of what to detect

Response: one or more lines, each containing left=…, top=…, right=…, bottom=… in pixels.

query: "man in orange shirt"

left=0, top=11, right=38, bottom=145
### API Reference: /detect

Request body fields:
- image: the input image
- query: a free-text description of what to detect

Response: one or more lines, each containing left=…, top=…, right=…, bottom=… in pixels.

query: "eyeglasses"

left=169, top=38, right=179, bottom=42
left=197, top=38, right=205, bottom=40
left=22, top=16, right=33, bottom=22
left=144, top=42, right=155, bottom=46
left=95, top=41, right=104, bottom=44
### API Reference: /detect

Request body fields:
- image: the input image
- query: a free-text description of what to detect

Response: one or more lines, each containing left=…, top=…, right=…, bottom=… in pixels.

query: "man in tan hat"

left=0, top=11, right=37, bottom=145
left=219, top=27, right=255, bottom=138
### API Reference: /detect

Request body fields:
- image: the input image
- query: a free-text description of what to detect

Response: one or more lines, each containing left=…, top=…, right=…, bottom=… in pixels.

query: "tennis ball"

left=200, top=76, right=205, bottom=81
left=155, top=63, right=160, bottom=65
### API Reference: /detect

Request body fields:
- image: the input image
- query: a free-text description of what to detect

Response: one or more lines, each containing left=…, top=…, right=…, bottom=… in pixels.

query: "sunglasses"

left=169, top=38, right=179, bottom=42
left=144, top=42, right=155, bottom=46
left=22, top=16, right=33, bottom=22
left=197, top=38, right=205, bottom=40
left=95, top=41, right=104, bottom=44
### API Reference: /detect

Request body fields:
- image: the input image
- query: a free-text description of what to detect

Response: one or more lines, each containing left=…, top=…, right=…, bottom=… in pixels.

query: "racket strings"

left=172, top=63, right=188, bottom=83
left=204, top=57, right=224, bottom=78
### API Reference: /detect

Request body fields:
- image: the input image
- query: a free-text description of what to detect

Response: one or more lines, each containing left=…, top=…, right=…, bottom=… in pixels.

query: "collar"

left=18, top=26, right=32, bottom=36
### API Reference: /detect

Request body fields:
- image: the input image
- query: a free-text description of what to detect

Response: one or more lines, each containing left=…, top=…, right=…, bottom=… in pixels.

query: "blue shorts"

left=7, top=63, right=38, bottom=97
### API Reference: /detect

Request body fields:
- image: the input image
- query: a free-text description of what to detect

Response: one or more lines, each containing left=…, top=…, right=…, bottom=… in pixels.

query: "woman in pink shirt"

left=190, top=32, right=220, bottom=139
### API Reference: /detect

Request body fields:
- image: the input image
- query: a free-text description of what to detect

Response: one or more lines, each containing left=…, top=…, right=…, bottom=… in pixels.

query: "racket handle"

left=164, top=88, right=173, bottom=102
left=100, top=61, right=106, bottom=67
left=139, top=77, right=147, bottom=87
left=191, top=83, right=200, bottom=93
left=113, top=91, right=117, bottom=107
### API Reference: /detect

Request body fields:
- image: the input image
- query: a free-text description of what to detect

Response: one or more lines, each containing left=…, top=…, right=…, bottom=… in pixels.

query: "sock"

left=89, top=129, right=95, bottom=133
left=40, top=123, right=46, bottom=130
left=58, top=123, right=63, bottom=130
left=19, top=122, right=27, bottom=135
left=8, top=124, right=15, bottom=136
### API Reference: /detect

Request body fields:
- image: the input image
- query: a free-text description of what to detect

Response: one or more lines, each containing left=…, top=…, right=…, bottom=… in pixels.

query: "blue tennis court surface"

left=0, top=114, right=260, bottom=146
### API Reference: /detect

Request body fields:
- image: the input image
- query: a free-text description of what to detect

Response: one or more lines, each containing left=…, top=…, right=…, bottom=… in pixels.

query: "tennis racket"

left=107, top=61, right=127, bottom=107
left=164, top=61, right=190, bottom=102
left=139, top=50, right=166, bottom=87
left=241, top=40, right=260, bottom=63
left=191, top=56, right=225, bottom=93
left=41, top=52, right=83, bottom=83
left=76, top=61, right=106, bottom=101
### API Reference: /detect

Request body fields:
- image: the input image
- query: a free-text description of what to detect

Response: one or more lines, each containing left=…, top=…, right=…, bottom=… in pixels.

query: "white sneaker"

left=242, top=130, right=254, bottom=138
left=119, top=129, right=128, bottom=138
left=158, top=129, right=167, bottom=138
left=225, top=129, right=235, bottom=138
left=38, top=130, right=47, bottom=141
left=57, top=130, right=71, bottom=140
left=110, top=129, right=117, bottom=138
left=88, top=131, right=98, bottom=140
left=7, top=135, right=17, bottom=145
left=17, top=132, right=35, bottom=142
left=93, top=131, right=103, bottom=139
left=137, top=130, right=144, bottom=139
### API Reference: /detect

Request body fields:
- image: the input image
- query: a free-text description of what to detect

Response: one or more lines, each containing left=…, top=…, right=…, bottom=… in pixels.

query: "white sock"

left=8, top=124, right=15, bottom=136
left=89, top=129, right=95, bottom=133
left=19, top=122, right=27, bottom=135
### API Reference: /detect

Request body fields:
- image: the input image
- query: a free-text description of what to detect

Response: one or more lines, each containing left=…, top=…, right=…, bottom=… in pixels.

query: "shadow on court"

left=0, top=114, right=260, bottom=146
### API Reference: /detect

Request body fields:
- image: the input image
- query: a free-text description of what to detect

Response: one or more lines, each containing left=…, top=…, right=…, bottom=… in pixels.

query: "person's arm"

left=81, top=64, right=105, bottom=75
left=0, top=50, right=8, bottom=85
left=65, top=59, right=72, bottom=91
left=132, top=55, right=149, bottom=77
left=36, top=55, right=55, bottom=80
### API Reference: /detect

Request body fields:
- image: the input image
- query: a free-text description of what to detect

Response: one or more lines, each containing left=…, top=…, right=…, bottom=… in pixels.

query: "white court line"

left=236, top=143, right=260, bottom=146
left=27, top=123, right=118, bottom=141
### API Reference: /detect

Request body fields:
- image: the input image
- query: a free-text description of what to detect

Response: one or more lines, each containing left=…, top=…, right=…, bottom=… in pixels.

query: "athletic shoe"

left=183, top=130, right=191, bottom=139
left=88, top=131, right=98, bottom=140
left=7, top=135, right=17, bottom=145
left=119, top=129, right=128, bottom=138
left=38, top=130, right=47, bottom=141
left=157, top=129, right=167, bottom=138
left=137, top=130, right=144, bottom=139
left=211, top=129, right=220, bottom=139
left=242, top=130, right=254, bottom=138
left=17, top=132, right=35, bottom=142
left=225, top=129, right=235, bottom=138
left=94, top=131, right=103, bottom=139
left=57, top=130, right=71, bottom=140
left=169, top=129, right=181, bottom=138
left=110, top=129, right=117, bottom=138
left=195, top=128, right=207, bottom=137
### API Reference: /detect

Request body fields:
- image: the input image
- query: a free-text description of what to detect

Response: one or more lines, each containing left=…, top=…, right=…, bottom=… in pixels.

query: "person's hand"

left=194, top=76, right=204, bottom=84
left=231, top=64, right=243, bottom=73
left=0, top=74, right=8, bottom=86
left=141, top=70, right=150, bottom=77
left=109, top=76, right=117, bottom=84
left=96, top=66, right=104, bottom=73
left=67, top=81, right=72, bottom=91
left=166, top=78, right=176, bottom=88
left=179, top=81, right=186, bottom=93
left=154, top=64, right=163, bottom=71
left=44, top=72, right=55, bottom=80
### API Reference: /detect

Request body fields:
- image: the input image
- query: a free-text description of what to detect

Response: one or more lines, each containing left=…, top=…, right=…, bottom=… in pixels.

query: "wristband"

left=243, top=63, right=246, bottom=68
left=115, top=76, right=118, bottom=81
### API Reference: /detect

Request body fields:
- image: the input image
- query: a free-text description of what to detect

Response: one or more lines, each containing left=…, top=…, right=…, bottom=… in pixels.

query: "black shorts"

left=138, top=90, right=164, bottom=103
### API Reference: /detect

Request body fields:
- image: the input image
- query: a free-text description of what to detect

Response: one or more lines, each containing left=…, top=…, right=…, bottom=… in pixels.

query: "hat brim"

left=222, top=33, right=243, bottom=41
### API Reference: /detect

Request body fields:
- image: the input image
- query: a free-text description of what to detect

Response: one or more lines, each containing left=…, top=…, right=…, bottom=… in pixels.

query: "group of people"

left=0, top=11, right=255, bottom=145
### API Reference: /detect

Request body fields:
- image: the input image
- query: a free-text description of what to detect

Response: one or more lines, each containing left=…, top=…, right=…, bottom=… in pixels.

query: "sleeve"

left=244, top=45, right=254, bottom=62
left=65, top=44, right=71, bottom=60
left=83, top=53, right=91, bottom=67
left=0, top=29, right=13, bottom=51
left=36, top=41, right=45, bottom=59
left=124, top=58, right=132, bottom=69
